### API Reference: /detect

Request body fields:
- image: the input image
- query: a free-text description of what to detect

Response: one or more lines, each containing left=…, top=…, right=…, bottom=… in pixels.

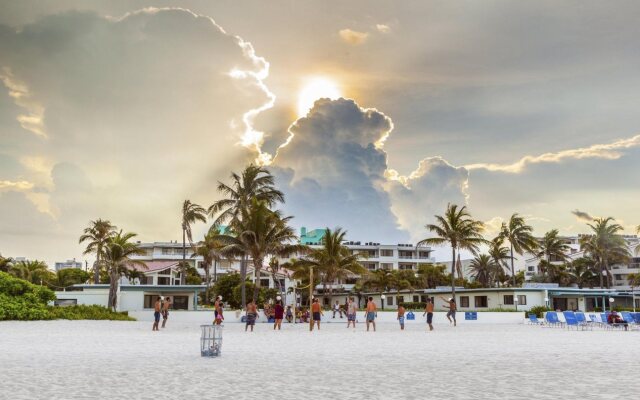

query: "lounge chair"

left=528, top=313, right=543, bottom=325
left=574, top=312, right=592, bottom=330
left=601, top=313, right=627, bottom=330
left=633, top=313, right=640, bottom=324
left=544, top=311, right=564, bottom=328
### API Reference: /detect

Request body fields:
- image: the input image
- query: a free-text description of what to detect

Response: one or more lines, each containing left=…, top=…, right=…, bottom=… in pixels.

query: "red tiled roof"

left=130, top=260, right=180, bottom=273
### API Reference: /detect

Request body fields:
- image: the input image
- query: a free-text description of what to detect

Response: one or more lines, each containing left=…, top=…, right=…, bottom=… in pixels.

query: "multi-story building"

left=54, top=259, right=83, bottom=272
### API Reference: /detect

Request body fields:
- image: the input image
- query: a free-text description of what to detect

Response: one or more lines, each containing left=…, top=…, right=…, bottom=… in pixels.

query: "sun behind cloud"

left=297, top=77, right=341, bottom=118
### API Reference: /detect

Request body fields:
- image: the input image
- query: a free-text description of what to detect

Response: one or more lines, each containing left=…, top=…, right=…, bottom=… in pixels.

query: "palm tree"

left=580, top=217, right=630, bottom=288
left=418, top=204, right=487, bottom=300
left=288, top=228, right=365, bottom=302
left=9, top=260, right=50, bottom=284
left=0, top=254, right=13, bottom=272
left=192, top=229, right=224, bottom=304
left=180, top=200, right=207, bottom=285
left=103, top=231, right=147, bottom=310
left=208, top=164, right=285, bottom=307
left=469, top=254, right=496, bottom=287
left=215, top=198, right=305, bottom=302
left=500, top=213, right=538, bottom=287
left=536, top=229, right=570, bottom=276
left=488, top=237, right=510, bottom=287
left=568, top=258, right=597, bottom=288
left=79, top=219, right=117, bottom=284
left=416, top=263, right=449, bottom=289
left=363, top=269, right=394, bottom=301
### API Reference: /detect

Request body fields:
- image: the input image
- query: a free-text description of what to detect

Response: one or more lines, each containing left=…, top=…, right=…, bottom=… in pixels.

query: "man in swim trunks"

left=161, top=296, right=171, bottom=328
left=213, top=296, right=221, bottom=320
left=311, top=298, right=323, bottom=331
left=423, top=297, right=434, bottom=331
left=397, top=303, right=406, bottom=330
left=152, top=297, right=161, bottom=331
left=346, top=297, right=357, bottom=328
left=441, top=296, right=457, bottom=326
left=245, top=300, right=258, bottom=332
left=365, top=297, right=377, bottom=332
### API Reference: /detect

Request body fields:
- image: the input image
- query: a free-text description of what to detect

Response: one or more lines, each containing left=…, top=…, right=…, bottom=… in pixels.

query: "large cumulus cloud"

left=0, top=8, right=270, bottom=262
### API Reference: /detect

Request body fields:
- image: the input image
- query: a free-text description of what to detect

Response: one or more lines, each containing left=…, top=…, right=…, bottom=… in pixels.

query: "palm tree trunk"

left=108, top=269, right=118, bottom=311
left=510, top=243, right=516, bottom=287
left=253, top=258, right=262, bottom=303
left=599, top=260, right=604, bottom=288
left=451, top=247, right=456, bottom=300
left=213, top=258, right=217, bottom=283
left=181, top=228, right=186, bottom=285
left=240, top=254, right=247, bottom=307
left=204, top=263, right=211, bottom=305
left=94, top=249, right=101, bottom=284
left=604, top=257, right=611, bottom=288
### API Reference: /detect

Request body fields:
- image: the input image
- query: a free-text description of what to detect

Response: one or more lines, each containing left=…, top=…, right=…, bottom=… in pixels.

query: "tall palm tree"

left=208, top=164, right=285, bottom=307
left=469, top=254, right=496, bottom=288
left=9, top=260, right=50, bottom=284
left=0, top=254, right=13, bottom=273
left=363, top=269, right=394, bottom=300
left=568, top=258, right=597, bottom=288
left=418, top=204, right=487, bottom=300
left=536, top=229, right=570, bottom=276
left=103, top=231, right=147, bottom=310
left=580, top=217, right=630, bottom=288
left=181, top=200, right=207, bottom=285
left=288, top=228, right=365, bottom=302
left=500, top=213, right=538, bottom=287
left=488, top=237, right=510, bottom=287
left=79, top=219, right=117, bottom=284
left=215, top=199, right=305, bottom=302
left=192, top=229, right=224, bottom=303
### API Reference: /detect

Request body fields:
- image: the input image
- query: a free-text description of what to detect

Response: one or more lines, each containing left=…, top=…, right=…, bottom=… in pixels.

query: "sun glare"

left=297, top=77, right=341, bottom=117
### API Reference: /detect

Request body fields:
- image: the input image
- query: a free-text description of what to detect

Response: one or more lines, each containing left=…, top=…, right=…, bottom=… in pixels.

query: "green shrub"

left=398, top=302, right=426, bottom=310
left=48, top=305, right=134, bottom=321
left=526, top=305, right=551, bottom=318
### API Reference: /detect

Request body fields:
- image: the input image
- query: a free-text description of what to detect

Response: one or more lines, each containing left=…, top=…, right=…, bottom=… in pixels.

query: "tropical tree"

left=215, top=198, right=305, bottom=303
left=536, top=229, right=570, bottom=276
left=79, top=219, right=117, bottom=284
left=580, top=217, right=630, bottom=288
left=180, top=200, right=207, bottom=285
left=9, top=260, right=52, bottom=284
left=55, top=268, right=91, bottom=288
left=362, top=268, right=394, bottom=299
left=469, top=254, right=496, bottom=287
left=0, top=254, right=13, bottom=272
left=103, top=231, right=147, bottom=310
left=488, top=237, right=510, bottom=287
left=417, top=263, right=450, bottom=289
left=500, top=213, right=538, bottom=287
left=568, top=257, right=597, bottom=288
left=628, top=272, right=640, bottom=288
left=192, top=229, right=225, bottom=303
left=418, top=204, right=487, bottom=300
left=287, top=228, right=364, bottom=302
left=208, top=164, right=285, bottom=307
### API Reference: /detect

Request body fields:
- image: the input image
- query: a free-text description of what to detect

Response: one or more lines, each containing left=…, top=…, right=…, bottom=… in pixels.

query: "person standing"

left=346, top=297, right=357, bottom=328
left=397, top=303, right=406, bottom=330
left=285, top=305, right=293, bottom=323
left=441, top=296, right=457, bottom=326
left=152, top=297, right=162, bottom=331
left=213, top=296, right=221, bottom=321
left=423, top=298, right=434, bottom=331
left=273, top=300, right=284, bottom=330
left=365, top=297, right=377, bottom=332
left=332, top=300, right=343, bottom=318
left=161, top=296, right=171, bottom=328
left=311, top=298, right=323, bottom=330
left=245, top=300, right=259, bottom=332
left=214, top=301, right=224, bottom=325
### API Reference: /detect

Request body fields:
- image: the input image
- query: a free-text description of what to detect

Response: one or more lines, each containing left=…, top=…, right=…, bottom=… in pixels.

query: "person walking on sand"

left=285, top=305, right=293, bottom=323
left=213, top=296, right=221, bottom=321
left=245, top=300, right=259, bottom=332
left=397, top=303, right=406, bottom=330
left=161, top=296, right=171, bottom=328
left=441, top=296, right=457, bottom=326
left=365, top=297, right=377, bottom=332
left=273, top=300, right=284, bottom=330
left=214, top=301, right=224, bottom=325
left=311, top=298, right=323, bottom=330
left=152, top=297, right=162, bottom=331
left=423, top=298, right=434, bottom=331
left=346, top=297, right=357, bottom=328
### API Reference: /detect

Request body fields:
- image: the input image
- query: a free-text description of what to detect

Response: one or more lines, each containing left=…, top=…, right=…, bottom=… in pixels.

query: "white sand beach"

left=1, top=320, right=638, bottom=400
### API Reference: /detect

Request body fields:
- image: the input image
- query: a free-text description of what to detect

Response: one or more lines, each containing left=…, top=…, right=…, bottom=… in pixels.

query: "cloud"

left=465, top=134, right=640, bottom=173
left=0, top=180, right=34, bottom=191
left=571, top=209, right=594, bottom=222
left=376, top=24, right=391, bottom=34
left=0, top=67, right=47, bottom=138
left=339, top=29, right=369, bottom=45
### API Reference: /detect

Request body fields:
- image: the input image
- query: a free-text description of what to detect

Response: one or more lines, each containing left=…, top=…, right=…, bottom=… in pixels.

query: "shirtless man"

left=441, top=296, right=457, bottom=326
left=311, top=298, right=323, bottom=331
left=423, top=298, right=434, bottom=331
left=346, top=297, right=358, bottom=328
left=245, top=300, right=258, bottom=332
left=152, top=297, right=162, bottom=331
left=397, top=303, right=406, bottom=330
left=214, top=300, right=224, bottom=325
left=161, top=296, right=171, bottom=328
left=213, top=296, right=221, bottom=321
left=365, top=297, right=377, bottom=332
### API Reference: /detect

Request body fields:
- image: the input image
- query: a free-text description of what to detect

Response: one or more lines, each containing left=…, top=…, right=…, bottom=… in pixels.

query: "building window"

left=158, top=277, right=170, bottom=285
left=260, top=278, right=270, bottom=288
left=527, top=266, right=535, bottom=272
left=420, top=295, right=427, bottom=303
left=474, top=296, right=488, bottom=308
left=398, top=296, right=404, bottom=304
left=460, top=296, right=469, bottom=308
left=413, top=295, right=419, bottom=302
left=517, top=295, right=527, bottom=305
left=173, top=295, right=189, bottom=310
left=387, top=296, right=394, bottom=306
left=503, top=295, right=514, bottom=305
left=381, top=250, right=394, bottom=257
left=381, top=263, right=393, bottom=270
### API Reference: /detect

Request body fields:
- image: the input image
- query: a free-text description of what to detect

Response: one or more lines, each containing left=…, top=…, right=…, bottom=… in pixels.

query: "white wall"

left=54, top=290, right=109, bottom=307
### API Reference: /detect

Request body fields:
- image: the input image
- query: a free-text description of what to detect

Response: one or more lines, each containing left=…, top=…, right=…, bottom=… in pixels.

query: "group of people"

left=152, top=296, right=171, bottom=331
left=241, top=296, right=458, bottom=332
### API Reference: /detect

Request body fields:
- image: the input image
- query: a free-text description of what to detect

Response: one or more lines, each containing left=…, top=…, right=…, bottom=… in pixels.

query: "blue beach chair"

left=528, top=314, right=543, bottom=325
left=545, top=311, right=564, bottom=328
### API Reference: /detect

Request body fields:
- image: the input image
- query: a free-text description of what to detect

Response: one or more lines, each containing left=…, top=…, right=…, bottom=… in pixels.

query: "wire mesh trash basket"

left=200, top=324, right=223, bottom=357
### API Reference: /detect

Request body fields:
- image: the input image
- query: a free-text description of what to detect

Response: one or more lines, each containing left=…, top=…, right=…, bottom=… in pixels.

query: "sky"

left=1, top=1, right=640, bottom=266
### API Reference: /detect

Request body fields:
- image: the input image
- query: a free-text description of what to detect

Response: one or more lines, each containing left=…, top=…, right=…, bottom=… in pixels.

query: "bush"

left=48, top=305, right=134, bottom=321
left=398, top=302, right=426, bottom=310
left=526, top=305, right=551, bottom=318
